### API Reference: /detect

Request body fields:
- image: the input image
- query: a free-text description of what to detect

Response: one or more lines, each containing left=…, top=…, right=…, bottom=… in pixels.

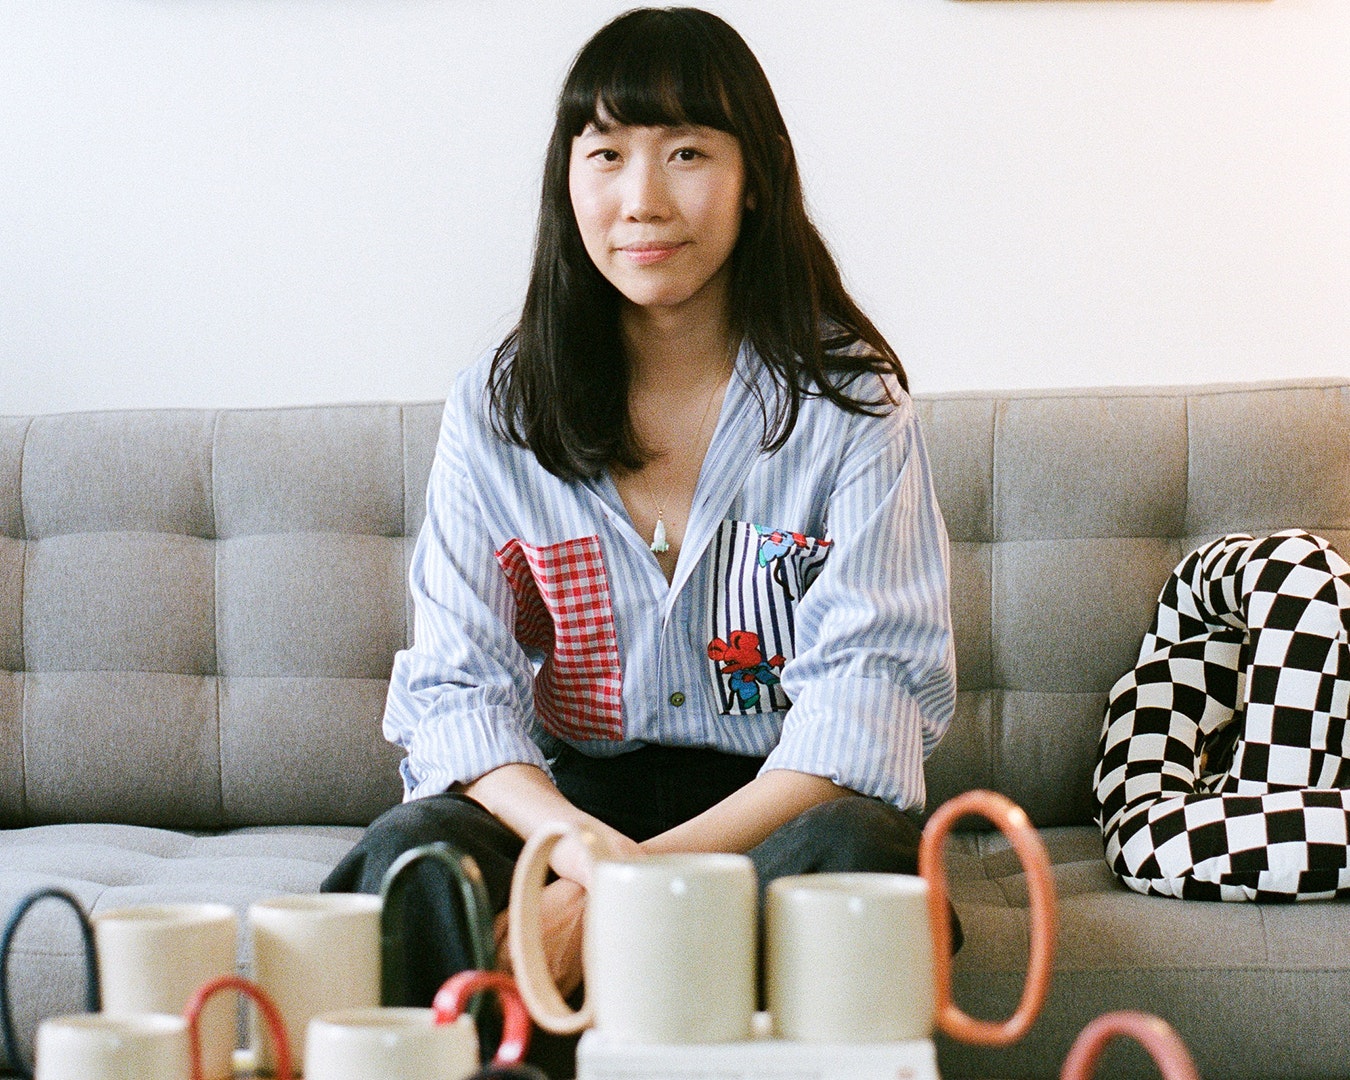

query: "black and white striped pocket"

left=704, top=520, right=832, bottom=715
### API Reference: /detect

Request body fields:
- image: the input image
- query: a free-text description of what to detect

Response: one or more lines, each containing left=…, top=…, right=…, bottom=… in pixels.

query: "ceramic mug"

left=0, top=888, right=102, bottom=1078
left=919, top=788, right=1058, bottom=1047
left=1060, top=1011, right=1199, bottom=1080
left=509, top=824, right=757, bottom=1044
left=29, top=975, right=289, bottom=1080
left=92, top=903, right=237, bottom=1080
left=248, top=893, right=381, bottom=1069
left=33, top=1012, right=190, bottom=1080
left=766, top=872, right=934, bottom=1042
left=305, top=969, right=531, bottom=1080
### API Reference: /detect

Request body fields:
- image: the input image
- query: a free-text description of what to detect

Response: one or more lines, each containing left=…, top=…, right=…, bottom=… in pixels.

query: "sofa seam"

left=400, top=406, right=413, bottom=648
left=16, top=416, right=32, bottom=824
left=210, top=411, right=225, bottom=826
left=988, top=402, right=1002, bottom=798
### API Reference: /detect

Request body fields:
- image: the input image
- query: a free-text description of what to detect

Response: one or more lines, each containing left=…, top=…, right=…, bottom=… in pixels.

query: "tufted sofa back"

left=3, top=381, right=1348, bottom=830
left=0, top=404, right=442, bottom=828
left=919, top=379, right=1350, bottom=825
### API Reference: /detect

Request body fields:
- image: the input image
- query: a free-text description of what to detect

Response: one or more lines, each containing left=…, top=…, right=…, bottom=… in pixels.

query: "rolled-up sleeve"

left=383, top=389, right=550, bottom=800
left=761, top=393, right=956, bottom=811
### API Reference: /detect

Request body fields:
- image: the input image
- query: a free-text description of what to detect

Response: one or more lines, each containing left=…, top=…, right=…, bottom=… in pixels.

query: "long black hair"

left=488, top=7, right=907, bottom=481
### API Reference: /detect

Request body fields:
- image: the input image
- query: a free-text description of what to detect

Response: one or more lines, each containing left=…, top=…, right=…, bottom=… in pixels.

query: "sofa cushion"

left=939, top=826, right=1350, bottom=1080
left=0, top=823, right=365, bottom=1072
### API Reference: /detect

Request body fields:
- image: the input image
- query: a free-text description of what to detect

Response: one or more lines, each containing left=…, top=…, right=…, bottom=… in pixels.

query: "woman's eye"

left=590, top=149, right=620, bottom=163
left=673, top=148, right=704, bottom=163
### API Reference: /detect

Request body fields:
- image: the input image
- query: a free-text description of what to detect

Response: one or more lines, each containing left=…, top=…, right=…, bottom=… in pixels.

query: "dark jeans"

left=323, top=745, right=959, bottom=1076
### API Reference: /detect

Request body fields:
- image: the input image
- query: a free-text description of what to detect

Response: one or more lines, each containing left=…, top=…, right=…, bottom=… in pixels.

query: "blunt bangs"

left=557, top=8, right=746, bottom=140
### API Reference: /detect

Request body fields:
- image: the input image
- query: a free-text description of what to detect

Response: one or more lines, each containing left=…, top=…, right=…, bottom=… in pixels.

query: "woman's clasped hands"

left=493, top=821, right=642, bottom=998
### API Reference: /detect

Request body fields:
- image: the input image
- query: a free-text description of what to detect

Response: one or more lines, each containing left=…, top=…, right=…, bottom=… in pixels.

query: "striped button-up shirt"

left=385, top=343, right=956, bottom=811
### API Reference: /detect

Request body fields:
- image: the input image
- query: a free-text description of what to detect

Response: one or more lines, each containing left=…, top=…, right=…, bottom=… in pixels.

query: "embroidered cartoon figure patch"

left=754, top=525, right=826, bottom=600
left=707, top=630, right=786, bottom=713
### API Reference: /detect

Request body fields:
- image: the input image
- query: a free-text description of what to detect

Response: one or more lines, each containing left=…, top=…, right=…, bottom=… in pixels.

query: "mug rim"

left=40, top=1012, right=188, bottom=1036
left=596, top=852, right=754, bottom=872
left=309, top=1006, right=463, bottom=1030
left=249, top=893, right=382, bottom=916
left=92, top=902, right=235, bottom=926
left=767, top=872, right=929, bottom=897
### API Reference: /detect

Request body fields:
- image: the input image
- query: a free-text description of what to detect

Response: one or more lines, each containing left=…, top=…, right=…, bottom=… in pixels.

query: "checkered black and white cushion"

left=1093, top=530, right=1350, bottom=900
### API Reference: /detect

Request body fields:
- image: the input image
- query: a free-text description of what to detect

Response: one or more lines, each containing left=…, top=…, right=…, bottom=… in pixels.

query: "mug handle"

left=918, top=789, right=1058, bottom=1047
left=0, top=888, right=101, bottom=1079
left=506, top=821, right=596, bottom=1035
left=185, top=975, right=291, bottom=1080
left=380, top=843, right=495, bottom=1010
left=433, top=970, right=532, bottom=1067
left=1060, top=1011, right=1200, bottom=1080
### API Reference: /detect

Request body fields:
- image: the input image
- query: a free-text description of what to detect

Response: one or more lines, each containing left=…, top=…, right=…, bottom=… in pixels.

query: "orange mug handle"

left=918, top=789, right=1058, bottom=1047
left=433, top=970, right=532, bottom=1067
left=1060, top=1011, right=1200, bottom=1080
left=185, top=975, right=292, bottom=1080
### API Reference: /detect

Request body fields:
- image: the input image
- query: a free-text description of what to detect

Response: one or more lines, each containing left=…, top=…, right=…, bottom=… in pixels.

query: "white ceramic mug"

left=509, top=822, right=757, bottom=1044
left=304, top=970, right=532, bottom=1080
left=766, top=873, right=934, bottom=1043
left=34, top=1012, right=190, bottom=1080
left=92, top=903, right=237, bottom=1080
left=248, top=893, right=381, bottom=1069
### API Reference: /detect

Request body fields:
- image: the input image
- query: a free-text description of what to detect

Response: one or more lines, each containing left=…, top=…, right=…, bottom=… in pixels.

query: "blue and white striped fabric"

left=385, top=342, right=956, bottom=811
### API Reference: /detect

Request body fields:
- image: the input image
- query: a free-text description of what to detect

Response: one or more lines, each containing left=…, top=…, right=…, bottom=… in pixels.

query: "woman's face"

left=569, top=117, right=747, bottom=318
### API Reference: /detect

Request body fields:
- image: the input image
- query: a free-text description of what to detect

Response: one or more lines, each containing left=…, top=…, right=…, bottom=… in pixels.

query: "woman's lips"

left=620, top=242, right=687, bottom=266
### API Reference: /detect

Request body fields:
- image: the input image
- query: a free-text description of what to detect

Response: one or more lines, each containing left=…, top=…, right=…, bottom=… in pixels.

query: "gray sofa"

left=3, top=380, right=1349, bottom=1079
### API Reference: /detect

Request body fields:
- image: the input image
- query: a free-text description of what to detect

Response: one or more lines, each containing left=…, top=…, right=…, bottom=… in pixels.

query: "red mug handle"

left=918, top=789, right=1058, bottom=1047
left=1061, top=1012, right=1200, bottom=1080
left=185, top=975, right=292, bottom=1080
left=434, top=970, right=532, bottom=1067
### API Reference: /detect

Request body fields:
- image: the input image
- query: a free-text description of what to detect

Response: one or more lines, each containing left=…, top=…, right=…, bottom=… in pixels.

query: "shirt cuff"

left=395, top=704, right=552, bottom=801
left=760, top=677, right=934, bottom=811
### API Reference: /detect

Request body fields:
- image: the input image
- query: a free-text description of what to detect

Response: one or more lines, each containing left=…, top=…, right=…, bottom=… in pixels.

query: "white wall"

left=2, top=0, right=1347, bottom=414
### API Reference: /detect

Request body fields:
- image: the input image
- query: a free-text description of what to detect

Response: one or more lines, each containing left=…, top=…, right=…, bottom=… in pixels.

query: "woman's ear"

left=745, top=188, right=757, bottom=212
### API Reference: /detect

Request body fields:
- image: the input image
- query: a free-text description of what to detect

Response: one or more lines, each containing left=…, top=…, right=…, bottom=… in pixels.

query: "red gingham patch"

left=495, top=536, right=625, bottom=742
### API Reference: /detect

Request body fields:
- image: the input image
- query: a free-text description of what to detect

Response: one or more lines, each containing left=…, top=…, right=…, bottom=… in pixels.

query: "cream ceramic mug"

left=92, top=903, right=237, bottom=1080
left=31, top=975, right=290, bottom=1080
left=769, top=789, right=1059, bottom=1047
left=304, top=970, right=531, bottom=1080
left=509, top=823, right=757, bottom=1044
left=248, top=893, right=381, bottom=1069
left=33, top=1012, right=191, bottom=1080
left=766, top=873, right=934, bottom=1042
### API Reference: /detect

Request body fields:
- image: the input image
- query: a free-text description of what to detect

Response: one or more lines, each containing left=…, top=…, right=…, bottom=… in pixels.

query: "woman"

left=325, top=6, right=957, bottom=1067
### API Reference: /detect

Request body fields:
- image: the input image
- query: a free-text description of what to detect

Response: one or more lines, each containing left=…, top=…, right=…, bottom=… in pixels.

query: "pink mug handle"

left=1061, top=1011, right=1200, bottom=1080
left=433, top=970, right=532, bottom=1067
left=185, top=975, right=292, bottom=1080
left=919, top=789, right=1058, bottom=1047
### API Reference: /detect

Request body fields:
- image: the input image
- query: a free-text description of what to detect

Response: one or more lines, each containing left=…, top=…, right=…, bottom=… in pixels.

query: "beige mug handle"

left=918, top=789, right=1058, bottom=1047
left=1060, top=1011, right=1200, bottom=1080
left=507, top=822, right=600, bottom=1035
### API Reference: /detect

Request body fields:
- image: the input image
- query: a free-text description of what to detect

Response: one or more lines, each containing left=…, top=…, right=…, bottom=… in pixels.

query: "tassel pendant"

left=650, top=515, right=670, bottom=554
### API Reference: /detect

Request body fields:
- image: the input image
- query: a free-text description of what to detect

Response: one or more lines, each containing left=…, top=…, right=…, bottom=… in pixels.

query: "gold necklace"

left=640, top=366, right=730, bottom=556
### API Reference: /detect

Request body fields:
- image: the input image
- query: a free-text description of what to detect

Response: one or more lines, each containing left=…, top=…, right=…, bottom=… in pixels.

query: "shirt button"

left=669, top=692, right=686, bottom=707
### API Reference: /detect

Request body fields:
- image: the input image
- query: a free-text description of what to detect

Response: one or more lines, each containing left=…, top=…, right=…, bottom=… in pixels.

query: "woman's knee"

left=322, top=793, right=509, bottom=895
left=755, top=796, right=923, bottom=877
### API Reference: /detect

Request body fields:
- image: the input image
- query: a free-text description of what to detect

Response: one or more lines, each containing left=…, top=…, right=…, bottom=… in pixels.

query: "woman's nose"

left=621, top=160, right=670, bottom=221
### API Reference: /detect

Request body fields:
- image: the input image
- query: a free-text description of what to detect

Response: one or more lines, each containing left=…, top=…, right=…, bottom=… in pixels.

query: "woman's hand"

left=496, top=877, right=588, bottom=998
left=548, top=822, right=642, bottom=887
